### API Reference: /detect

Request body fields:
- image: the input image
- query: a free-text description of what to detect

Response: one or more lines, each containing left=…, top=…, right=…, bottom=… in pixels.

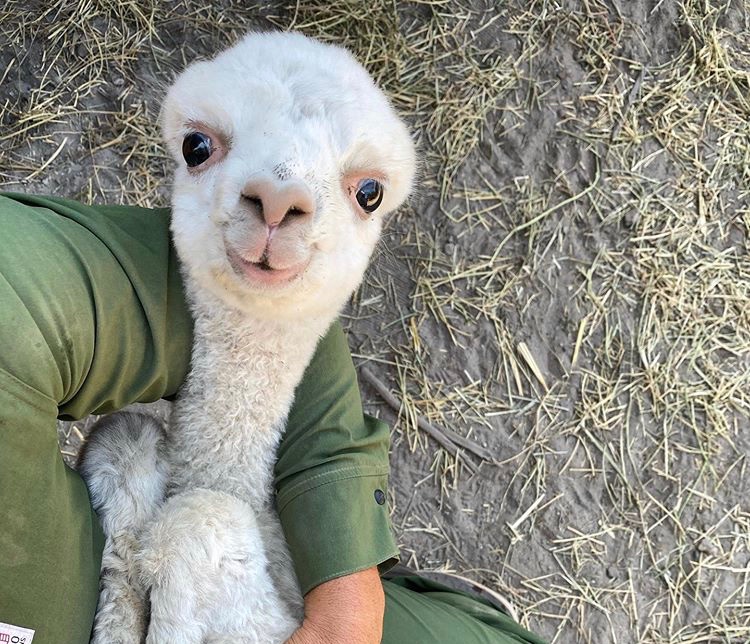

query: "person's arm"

left=287, top=567, right=384, bottom=644
left=274, top=320, right=398, bottom=638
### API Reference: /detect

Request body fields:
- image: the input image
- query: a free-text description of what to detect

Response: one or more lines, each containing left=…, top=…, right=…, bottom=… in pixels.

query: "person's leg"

left=0, top=194, right=190, bottom=644
left=382, top=577, right=546, bottom=644
left=0, top=380, right=102, bottom=644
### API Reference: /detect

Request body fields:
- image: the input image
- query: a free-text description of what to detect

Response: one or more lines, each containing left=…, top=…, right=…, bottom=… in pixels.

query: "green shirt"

left=0, top=193, right=397, bottom=641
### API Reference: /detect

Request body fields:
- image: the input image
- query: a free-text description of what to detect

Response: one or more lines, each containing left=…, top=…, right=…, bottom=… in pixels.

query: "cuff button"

left=374, top=489, right=386, bottom=505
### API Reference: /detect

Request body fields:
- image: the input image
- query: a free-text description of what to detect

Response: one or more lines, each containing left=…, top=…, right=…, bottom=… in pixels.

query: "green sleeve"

left=0, top=192, right=397, bottom=597
left=0, top=193, right=192, bottom=418
left=276, top=324, right=399, bottom=593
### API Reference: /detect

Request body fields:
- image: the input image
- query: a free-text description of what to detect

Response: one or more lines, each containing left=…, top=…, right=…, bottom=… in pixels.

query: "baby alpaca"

left=79, top=31, right=416, bottom=643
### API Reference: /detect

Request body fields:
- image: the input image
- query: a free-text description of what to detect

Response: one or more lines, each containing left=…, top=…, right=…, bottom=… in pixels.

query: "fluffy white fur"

left=79, top=31, right=415, bottom=644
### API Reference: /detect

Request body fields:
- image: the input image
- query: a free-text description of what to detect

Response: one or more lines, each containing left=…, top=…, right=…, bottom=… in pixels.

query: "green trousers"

left=0, top=193, right=544, bottom=644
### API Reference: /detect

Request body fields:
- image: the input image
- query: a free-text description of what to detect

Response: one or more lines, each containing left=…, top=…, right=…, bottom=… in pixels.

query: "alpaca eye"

left=182, top=132, right=212, bottom=167
left=356, top=179, right=383, bottom=213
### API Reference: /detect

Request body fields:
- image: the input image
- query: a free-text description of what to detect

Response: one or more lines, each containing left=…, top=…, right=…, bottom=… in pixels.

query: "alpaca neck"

left=168, top=284, right=331, bottom=509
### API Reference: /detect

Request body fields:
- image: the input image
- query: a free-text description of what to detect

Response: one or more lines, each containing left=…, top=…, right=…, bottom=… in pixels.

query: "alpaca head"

left=162, top=32, right=416, bottom=321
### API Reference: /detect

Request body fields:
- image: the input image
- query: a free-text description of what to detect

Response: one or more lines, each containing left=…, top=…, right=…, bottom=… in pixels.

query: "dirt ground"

left=2, top=1, right=749, bottom=642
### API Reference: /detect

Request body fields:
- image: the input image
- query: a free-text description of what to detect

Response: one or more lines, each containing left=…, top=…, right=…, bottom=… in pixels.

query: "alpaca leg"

left=139, top=489, right=299, bottom=644
left=143, top=580, right=203, bottom=644
left=257, top=511, right=304, bottom=620
left=78, top=412, right=170, bottom=644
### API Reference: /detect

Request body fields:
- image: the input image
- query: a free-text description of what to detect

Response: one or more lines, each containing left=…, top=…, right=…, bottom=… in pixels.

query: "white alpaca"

left=78, top=31, right=416, bottom=644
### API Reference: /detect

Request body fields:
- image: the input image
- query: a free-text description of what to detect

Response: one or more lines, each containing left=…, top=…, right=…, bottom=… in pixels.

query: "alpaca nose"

left=241, top=177, right=315, bottom=227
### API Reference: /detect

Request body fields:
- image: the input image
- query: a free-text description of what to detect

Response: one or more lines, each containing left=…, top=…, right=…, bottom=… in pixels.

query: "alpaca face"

left=162, top=32, right=416, bottom=320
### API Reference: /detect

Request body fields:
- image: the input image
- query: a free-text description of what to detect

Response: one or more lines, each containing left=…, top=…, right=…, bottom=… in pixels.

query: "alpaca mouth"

left=226, top=247, right=308, bottom=287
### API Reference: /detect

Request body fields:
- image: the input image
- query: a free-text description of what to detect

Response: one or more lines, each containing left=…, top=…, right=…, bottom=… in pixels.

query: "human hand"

left=286, top=566, right=384, bottom=644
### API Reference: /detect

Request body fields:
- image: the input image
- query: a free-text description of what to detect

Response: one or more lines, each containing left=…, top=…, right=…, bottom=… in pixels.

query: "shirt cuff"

left=277, top=471, right=399, bottom=594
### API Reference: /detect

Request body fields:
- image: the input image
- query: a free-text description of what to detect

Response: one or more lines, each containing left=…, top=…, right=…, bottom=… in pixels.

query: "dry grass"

left=2, top=1, right=749, bottom=642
